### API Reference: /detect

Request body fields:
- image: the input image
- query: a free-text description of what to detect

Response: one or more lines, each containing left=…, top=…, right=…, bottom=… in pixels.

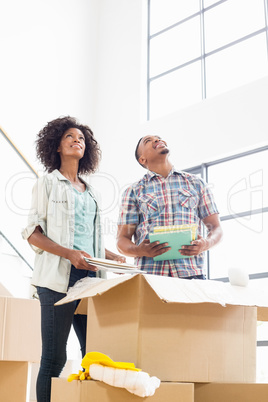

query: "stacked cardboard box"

left=51, top=274, right=268, bottom=401
left=0, top=361, right=31, bottom=402
left=0, top=285, right=41, bottom=402
left=195, top=383, right=268, bottom=401
left=52, top=379, right=194, bottom=402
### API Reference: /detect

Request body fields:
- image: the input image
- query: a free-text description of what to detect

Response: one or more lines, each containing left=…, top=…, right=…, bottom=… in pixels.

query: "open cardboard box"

left=0, top=292, right=41, bottom=362
left=57, top=274, right=268, bottom=383
left=51, top=378, right=194, bottom=402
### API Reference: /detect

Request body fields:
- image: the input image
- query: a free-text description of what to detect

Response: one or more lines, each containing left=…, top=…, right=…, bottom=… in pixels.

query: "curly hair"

left=36, top=116, right=101, bottom=174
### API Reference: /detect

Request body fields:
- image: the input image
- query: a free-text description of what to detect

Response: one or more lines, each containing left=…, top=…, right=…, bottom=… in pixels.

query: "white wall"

left=90, top=0, right=268, bottom=253
left=0, top=0, right=100, bottom=166
left=0, top=0, right=102, bottom=300
left=1, top=0, right=268, bottom=255
left=142, top=76, right=268, bottom=170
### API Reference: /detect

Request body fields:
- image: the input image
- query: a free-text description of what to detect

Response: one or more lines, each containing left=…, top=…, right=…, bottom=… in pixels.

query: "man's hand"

left=136, top=239, right=170, bottom=258
left=179, top=214, right=223, bottom=257
left=105, top=249, right=127, bottom=264
left=117, top=224, right=170, bottom=258
left=179, top=235, right=208, bottom=256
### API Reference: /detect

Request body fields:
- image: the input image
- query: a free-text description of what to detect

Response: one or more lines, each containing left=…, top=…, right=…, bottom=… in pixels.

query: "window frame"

left=184, top=146, right=268, bottom=350
left=183, top=144, right=268, bottom=282
left=147, top=0, right=268, bottom=120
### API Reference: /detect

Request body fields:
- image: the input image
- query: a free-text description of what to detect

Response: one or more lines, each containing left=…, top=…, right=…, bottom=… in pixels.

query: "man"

left=116, top=135, right=223, bottom=279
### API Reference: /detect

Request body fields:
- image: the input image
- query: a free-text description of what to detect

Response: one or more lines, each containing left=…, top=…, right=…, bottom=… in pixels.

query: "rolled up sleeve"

left=118, top=187, right=139, bottom=226
left=21, top=177, right=48, bottom=254
left=197, top=181, right=219, bottom=220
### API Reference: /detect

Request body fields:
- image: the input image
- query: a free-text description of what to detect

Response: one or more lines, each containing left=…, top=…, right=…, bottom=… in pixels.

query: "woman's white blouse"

left=22, top=169, right=105, bottom=293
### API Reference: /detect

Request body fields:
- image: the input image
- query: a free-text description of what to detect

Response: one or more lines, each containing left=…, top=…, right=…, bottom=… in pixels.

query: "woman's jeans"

left=36, top=266, right=96, bottom=402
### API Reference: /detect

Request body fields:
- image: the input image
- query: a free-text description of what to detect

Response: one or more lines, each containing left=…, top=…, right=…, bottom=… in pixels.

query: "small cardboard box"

left=57, top=274, right=268, bottom=383
left=0, top=282, right=12, bottom=297
left=0, top=296, right=41, bottom=362
left=0, top=361, right=31, bottom=402
left=195, top=383, right=268, bottom=402
left=51, top=378, right=194, bottom=402
left=257, top=306, right=268, bottom=321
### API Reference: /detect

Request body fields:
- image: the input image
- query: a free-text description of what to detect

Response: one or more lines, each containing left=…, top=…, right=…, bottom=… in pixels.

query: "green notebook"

left=149, top=229, right=193, bottom=261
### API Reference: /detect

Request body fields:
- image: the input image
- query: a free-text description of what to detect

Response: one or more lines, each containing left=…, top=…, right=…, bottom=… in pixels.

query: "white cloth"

left=89, top=364, right=161, bottom=397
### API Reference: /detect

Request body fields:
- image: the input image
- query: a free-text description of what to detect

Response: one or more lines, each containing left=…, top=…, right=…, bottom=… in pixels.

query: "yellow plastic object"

left=67, top=370, right=90, bottom=382
left=67, top=352, right=141, bottom=382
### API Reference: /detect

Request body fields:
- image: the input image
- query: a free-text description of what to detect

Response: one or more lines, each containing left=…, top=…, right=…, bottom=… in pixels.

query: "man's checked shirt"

left=118, top=167, right=219, bottom=277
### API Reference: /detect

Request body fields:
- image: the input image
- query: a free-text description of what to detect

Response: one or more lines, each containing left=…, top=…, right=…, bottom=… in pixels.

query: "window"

left=147, top=0, right=268, bottom=120
left=183, top=146, right=268, bottom=280
left=183, top=146, right=268, bottom=381
left=206, top=147, right=268, bottom=280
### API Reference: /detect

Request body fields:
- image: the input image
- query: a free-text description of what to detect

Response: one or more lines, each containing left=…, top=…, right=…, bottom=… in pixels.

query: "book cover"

left=149, top=229, right=193, bottom=261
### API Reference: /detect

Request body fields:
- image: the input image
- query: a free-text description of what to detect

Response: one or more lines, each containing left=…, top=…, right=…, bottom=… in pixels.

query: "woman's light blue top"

left=73, top=187, right=96, bottom=257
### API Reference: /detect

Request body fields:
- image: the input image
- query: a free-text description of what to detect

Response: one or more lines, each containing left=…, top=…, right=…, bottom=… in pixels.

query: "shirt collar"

left=146, top=166, right=181, bottom=181
left=53, top=169, right=98, bottom=202
left=53, top=169, right=88, bottom=185
left=53, top=169, right=67, bottom=181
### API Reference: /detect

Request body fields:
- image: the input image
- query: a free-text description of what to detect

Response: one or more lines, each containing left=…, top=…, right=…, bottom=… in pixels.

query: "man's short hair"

left=135, top=137, right=144, bottom=167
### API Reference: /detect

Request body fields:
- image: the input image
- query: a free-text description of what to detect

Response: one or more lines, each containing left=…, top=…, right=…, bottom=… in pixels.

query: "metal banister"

left=0, top=126, right=39, bottom=178
left=0, top=230, right=33, bottom=271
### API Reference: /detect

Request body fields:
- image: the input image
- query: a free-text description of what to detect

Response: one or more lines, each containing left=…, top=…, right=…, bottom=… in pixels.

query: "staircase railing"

left=0, top=230, right=33, bottom=271
left=0, top=125, right=38, bottom=272
left=0, top=126, right=39, bottom=178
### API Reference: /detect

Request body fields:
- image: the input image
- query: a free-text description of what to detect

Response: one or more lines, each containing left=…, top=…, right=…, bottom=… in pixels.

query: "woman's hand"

left=66, top=249, right=98, bottom=271
left=27, top=226, right=98, bottom=271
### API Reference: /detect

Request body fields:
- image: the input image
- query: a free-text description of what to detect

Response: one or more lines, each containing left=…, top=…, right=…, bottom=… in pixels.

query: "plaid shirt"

left=118, top=167, right=219, bottom=277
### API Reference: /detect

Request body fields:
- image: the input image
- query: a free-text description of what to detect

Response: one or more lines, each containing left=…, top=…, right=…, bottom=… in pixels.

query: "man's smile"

left=154, top=141, right=166, bottom=149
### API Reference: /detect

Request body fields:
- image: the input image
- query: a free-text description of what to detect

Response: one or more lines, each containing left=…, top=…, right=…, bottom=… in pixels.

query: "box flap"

left=143, top=274, right=268, bottom=308
left=56, top=275, right=136, bottom=306
left=56, top=274, right=268, bottom=310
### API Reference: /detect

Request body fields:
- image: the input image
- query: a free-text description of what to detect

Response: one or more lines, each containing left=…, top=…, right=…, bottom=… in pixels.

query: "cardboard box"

left=258, top=306, right=268, bottom=321
left=0, top=282, right=12, bottom=297
left=0, top=296, right=41, bottom=362
left=195, top=383, right=268, bottom=402
left=57, top=274, right=268, bottom=383
left=0, top=361, right=31, bottom=402
left=51, top=378, right=194, bottom=402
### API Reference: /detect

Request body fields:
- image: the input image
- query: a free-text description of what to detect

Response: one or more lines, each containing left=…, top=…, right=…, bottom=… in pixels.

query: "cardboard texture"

left=51, top=379, right=194, bottom=402
left=56, top=274, right=264, bottom=383
left=86, top=275, right=256, bottom=382
left=0, top=297, right=41, bottom=362
left=0, top=361, right=30, bottom=402
left=257, top=306, right=268, bottom=321
left=57, top=273, right=268, bottom=312
left=195, top=383, right=268, bottom=402
left=0, top=282, right=12, bottom=297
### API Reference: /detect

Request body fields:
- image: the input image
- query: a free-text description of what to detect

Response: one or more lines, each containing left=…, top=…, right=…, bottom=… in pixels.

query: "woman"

left=22, top=116, right=125, bottom=402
